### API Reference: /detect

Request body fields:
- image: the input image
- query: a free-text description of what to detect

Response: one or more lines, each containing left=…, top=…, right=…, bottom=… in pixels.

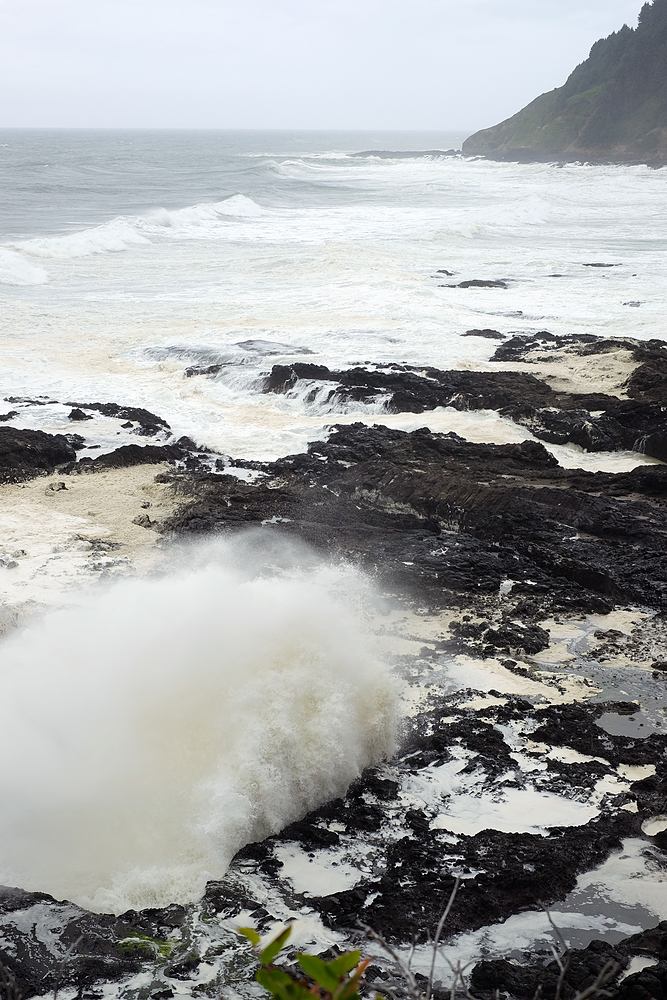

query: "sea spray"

left=0, top=536, right=396, bottom=913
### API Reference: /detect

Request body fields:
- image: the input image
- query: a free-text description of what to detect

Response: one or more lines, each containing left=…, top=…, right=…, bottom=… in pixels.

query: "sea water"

left=1, top=129, right=666, bottom=461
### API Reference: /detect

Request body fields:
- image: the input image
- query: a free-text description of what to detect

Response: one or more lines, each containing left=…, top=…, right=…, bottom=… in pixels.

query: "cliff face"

left=463, top=0, right=667, bottom=163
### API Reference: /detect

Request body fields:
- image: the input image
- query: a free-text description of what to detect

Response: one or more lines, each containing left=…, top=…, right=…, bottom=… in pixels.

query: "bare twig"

left=571, top=960, right=621, bottom=1000
left=0, top=962, right=20, bottom=1000
left=541, top=906, right=570, bottom=1000
left=358, top=923, right=422, bottom=1000
left=426, top=878, right=461, bottom=1000
left=52, top=933, right=84, bottom=1000
left=359, top=902, right=619, bottom=1000
left=439, top=954, right=478, bottom=1000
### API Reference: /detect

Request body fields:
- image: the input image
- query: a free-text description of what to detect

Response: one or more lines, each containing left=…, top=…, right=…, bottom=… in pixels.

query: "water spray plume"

left=0, top=536, right=396, bottom=913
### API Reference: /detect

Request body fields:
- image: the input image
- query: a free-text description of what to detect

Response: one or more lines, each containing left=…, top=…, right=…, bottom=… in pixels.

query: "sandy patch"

left=464, top=345, right=637, bottom=398
left=0, top=465, right=176, bottom=624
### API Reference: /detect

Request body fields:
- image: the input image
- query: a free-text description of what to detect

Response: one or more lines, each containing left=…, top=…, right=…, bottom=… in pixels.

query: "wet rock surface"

left=258, top=332, right=667, bottom=458
left=217, top=696, right=666, bottom=945
left=0, top=887, right=187, bottom=998
left=65, top=402, right=171, bottom=436
left=0, top=427, right=77, bottom=483
left=1, top=690, right=664, bottom=996
left=471, top=923, right=667, bottom=1000
left=161, top=421, right=667, bottom=613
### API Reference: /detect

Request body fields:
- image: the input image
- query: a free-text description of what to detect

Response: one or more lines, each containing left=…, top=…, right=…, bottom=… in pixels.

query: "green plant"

left=117, top=933, right=174, bottom=959
left=238, top=926, right=372, bottom=1000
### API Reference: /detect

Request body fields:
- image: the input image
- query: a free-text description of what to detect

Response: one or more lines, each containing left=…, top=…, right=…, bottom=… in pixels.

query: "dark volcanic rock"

left=493, top=331, right=667, bottom=405
left=444, top=280, right=508, bottom=289
left=260, top=349, right=667, bottom=458
left=463, top=328, right=504, bottom=339
left=0, top=427, right=77, bottom=483
left=470, top=945, right=626, bottom=1000
left=163, top=422, right=667, bottom=612
left=625, top=343, right=667, bottom=407
left=91, top=443, right=185, bottom=470
left=471, top=923, right=667, bottom=1000
left=268, top=695, right=660, bottom=943
left=351, top=149, right=457, bottom=159
left=483, top=621, right=551, bottom=655
left=263, top=361, right=559, bottom=414
left=66, top=402, right=171, bottom=435
left=0, top=886, right=184, bottom=997
left=68, top=407, right=93, bottom=421
left=185, top=363, right=224, bottom=378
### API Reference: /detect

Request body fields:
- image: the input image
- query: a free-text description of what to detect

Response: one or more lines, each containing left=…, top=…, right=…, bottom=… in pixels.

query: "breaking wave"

left=146, top=194, right=263, bottom=227
left=0, top=247, right=48, bottom=286
left=0, top=537, right=396, bottom=913
left=17, top=218, right=152, bottom=260
left=4, top=194, right=263, bottom=266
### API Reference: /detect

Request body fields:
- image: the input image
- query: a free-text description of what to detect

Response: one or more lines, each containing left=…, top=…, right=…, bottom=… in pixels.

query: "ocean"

left=0, top=130, right=666, bottom=953
left=1, top=129, right=666, bottom=464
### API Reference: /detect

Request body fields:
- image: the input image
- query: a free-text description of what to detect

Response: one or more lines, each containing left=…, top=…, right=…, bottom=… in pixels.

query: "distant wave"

left=0, top=247, right=48, bottom=286
left=350, top=149, right=459, bottom=159
left=146, top=194, right=263, bottom=227
left=0, top=194, right=264, bottom=272
left=17, top=218, right=151, bottom=260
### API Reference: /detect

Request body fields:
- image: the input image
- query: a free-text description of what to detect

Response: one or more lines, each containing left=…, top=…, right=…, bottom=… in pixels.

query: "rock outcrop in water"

left=262, top=334, right=667, bottom=461
left=0, top=427, right=78, bottom=484
left=463, top=0, right=667, bottom=164
left=163, top=421, right=667, bottom=613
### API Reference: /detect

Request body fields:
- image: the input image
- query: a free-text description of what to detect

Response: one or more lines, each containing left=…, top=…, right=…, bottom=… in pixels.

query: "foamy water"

left=1, top=130, right=666, bottom=465
left=0, top=537, right=396, bottom=913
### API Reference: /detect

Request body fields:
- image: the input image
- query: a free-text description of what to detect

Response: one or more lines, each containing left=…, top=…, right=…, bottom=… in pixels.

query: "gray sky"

left=0, top=0, right=645, bottom=131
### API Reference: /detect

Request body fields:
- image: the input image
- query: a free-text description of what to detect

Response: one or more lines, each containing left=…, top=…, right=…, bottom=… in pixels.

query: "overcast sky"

left=0, top=0, right=646, bottom=132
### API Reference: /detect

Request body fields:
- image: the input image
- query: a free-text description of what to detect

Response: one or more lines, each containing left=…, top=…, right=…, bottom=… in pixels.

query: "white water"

left=1, top=131, right=666, bottom=465
left=0, top=537, right=396, bottom=913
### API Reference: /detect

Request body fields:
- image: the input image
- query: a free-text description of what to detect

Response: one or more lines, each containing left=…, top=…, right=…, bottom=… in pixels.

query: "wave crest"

left=5, top=194, right=263, bottom=266
left=17, top=218, right=151, bottom=260
left=0, top=248, right=48, bottom=286
left=147, top=194, right=263, bottom=228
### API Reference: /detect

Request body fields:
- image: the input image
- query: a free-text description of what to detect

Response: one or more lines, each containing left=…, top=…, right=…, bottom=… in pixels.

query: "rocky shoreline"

left=0, top=333, right=665, bottom=999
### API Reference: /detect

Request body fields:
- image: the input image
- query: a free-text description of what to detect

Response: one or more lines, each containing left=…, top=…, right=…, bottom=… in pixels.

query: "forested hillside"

left=463, top=0, right=667, bottom=163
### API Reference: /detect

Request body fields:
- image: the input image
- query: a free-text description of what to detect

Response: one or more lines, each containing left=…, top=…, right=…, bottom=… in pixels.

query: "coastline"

left=0, top=332, right=666, bottom=998
left=461, top=150, right=667, bottom=168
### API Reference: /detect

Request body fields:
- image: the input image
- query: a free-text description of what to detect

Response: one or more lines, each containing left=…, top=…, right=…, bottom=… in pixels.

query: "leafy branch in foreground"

left=237, top=925, right=371, bottom=1000
left=238, top=879, right=621, bottom=1000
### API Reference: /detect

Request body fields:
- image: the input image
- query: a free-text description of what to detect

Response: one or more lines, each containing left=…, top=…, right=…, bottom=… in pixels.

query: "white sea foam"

left=408, top=910, right=642, bottom=984
left=1, top=148, right=666, bottom=469
left=147, top=194, right=263, bottom=227
left=404, top=754, right=599, bottom=836
left=17, top=218, right=151, bottom=260
left=564, top=837, right=667, bottom=920
left=0, top=247, right=47, bottom=286
left=0, top=536, right=396, bottom=913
